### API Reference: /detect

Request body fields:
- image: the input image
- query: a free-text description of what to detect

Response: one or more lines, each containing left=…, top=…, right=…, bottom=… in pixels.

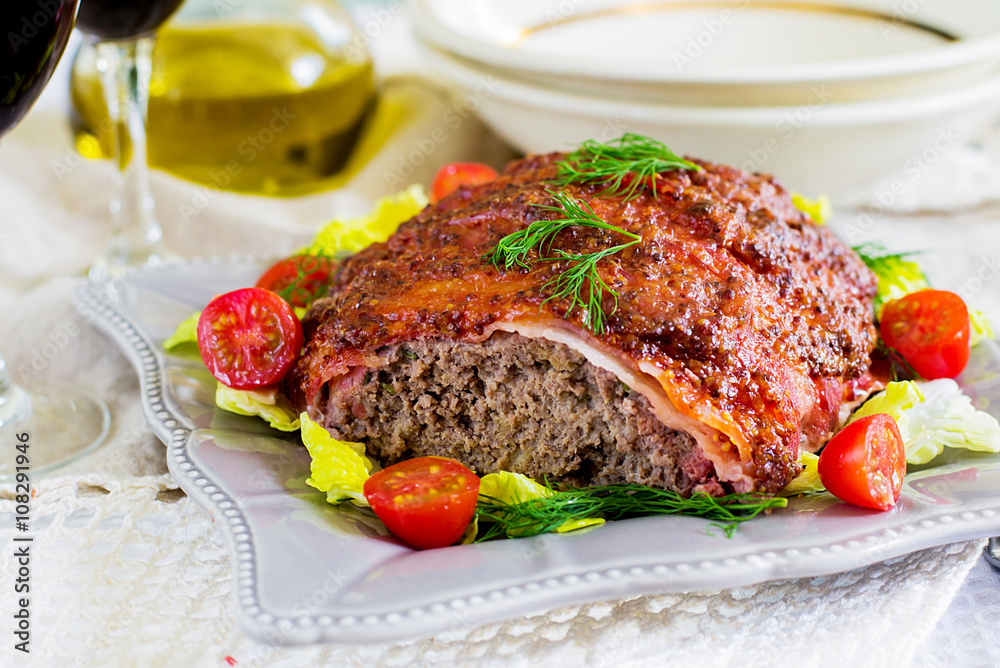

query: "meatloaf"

left=287, top=153, right=879, bottom=495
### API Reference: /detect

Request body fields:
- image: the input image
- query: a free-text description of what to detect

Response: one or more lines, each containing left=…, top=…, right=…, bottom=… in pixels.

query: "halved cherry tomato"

left=880, top=289, right=970, bottom=379
left=197, top=287, right=303, bottom=390
left=255, top=254, right=336, bottom=308
left=430, top=162, right=498, bottom=203
left=818, top=413, right=906, bottom=511
left=363, top=456, right=480, bottom=549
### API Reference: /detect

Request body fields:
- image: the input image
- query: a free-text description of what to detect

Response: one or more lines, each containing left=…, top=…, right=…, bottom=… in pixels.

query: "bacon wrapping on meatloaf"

left=286, top=153, right=879, bottom=495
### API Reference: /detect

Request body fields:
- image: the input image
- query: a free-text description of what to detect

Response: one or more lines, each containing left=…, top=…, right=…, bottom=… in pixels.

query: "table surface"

left=2, top=3, right=1000, bottom=666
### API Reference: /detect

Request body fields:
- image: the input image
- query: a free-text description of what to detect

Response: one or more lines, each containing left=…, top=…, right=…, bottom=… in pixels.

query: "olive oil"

left=71, top=22, right=375, bottom=195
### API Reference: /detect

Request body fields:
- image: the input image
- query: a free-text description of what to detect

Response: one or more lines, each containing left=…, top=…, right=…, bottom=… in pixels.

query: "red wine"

left=76, top=0, right=185, bottom=41
left=0, top=0, right=78, bottom=136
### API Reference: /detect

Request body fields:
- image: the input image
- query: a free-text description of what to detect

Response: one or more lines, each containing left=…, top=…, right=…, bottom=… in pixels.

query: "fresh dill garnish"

left=552, top=133, right=701, bottom=201
left=482, top=190, right=640, bottom=336
left=475, top=483, right=786, bottom=541
left=482, top=190, right=636, bottom=270
left=270, top=254, right=335, bottom=308
left=400, top=349, right=418, bottom=361
left=852, top=242, right=926, bottom=270
left=875, top=338, right=923, bottom=382
left=542, top=242, right=638, bottom=335
left=481, top=135, right=696, bottom=332
left=380, top=381, right=396, bottom=395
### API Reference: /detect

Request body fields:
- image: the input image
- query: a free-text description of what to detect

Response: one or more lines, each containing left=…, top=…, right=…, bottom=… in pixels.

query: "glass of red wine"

left=1, top=0, right=111, bottom=477
left=76, top=0, right=187, bottom=278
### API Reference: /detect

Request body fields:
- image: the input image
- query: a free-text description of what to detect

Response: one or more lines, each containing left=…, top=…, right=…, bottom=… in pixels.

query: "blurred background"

left=2, top=3, right=1000, bottom=663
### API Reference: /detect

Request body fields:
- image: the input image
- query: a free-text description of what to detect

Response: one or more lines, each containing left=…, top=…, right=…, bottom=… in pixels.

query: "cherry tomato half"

left=818, top=413, right=906, bottom=511
left=363, top=456, right=480, bottom=549
left=880, top=289, right=970, bottom=379
left=255, top=254, right=336, bottom=308
left=430, top=162, right=498, bottom=203
left=197, top=287, right=303, bottom=390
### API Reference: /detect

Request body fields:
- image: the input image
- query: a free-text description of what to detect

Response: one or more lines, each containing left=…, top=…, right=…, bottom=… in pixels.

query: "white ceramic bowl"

left=420, top=43, right=1000, bottom=199
left=413, top=0, right=1000, bottom=106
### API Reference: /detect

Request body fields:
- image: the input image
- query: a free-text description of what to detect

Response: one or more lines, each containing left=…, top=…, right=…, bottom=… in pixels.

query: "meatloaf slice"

left=321, top=331, right=724, bottom=495
left=289, top=151, right=880, bottom=495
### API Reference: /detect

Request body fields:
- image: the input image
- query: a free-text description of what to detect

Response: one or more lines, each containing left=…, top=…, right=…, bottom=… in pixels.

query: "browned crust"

left=289, top=154, right=878, bottom=492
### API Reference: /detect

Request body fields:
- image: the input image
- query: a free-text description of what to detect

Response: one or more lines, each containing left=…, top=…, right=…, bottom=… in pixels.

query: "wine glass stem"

left=0, top=356, right=30, bottom=431
left=92, top=37, right=166, bottom=278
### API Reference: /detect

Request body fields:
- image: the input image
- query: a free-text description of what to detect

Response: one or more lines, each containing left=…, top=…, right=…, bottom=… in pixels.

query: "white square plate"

left=76, top=257, right=1000, bottom=646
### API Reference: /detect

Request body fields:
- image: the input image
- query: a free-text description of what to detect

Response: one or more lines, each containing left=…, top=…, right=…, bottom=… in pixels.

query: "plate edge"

left=75, top=260, right=1000, bottom=646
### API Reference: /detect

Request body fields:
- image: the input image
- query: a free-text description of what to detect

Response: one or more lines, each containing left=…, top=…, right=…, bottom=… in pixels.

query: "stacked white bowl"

left=413, top=0, right=1000, bottom=200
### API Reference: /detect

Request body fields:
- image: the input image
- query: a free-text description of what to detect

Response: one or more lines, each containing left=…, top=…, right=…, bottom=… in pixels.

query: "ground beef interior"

left=321, top=332, right=726, bottom=496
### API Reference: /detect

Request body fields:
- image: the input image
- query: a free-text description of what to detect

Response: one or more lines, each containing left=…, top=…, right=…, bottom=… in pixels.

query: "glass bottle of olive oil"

left=70, top=0, right=375, bottom=195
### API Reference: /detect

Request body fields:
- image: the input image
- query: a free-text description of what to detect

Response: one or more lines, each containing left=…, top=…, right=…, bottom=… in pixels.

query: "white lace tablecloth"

left=3, top=5, right=1000, bottom=666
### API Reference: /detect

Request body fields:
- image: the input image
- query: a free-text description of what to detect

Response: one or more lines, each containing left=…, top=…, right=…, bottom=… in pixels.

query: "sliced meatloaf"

left=287, top=152, right=879, bottom=494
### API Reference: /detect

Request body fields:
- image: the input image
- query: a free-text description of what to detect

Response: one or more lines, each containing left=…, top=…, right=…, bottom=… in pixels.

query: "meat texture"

left=288, top=154, right=879, bottom=494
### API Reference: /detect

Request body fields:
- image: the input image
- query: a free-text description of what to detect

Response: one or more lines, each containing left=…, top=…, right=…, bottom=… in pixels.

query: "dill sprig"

left=475, top=484, right=786, bottom=541
left=852, top=242, right=926, bottom=270
left=482, top=190, right=640, bottom=336
left=482, top=135, right=697, bottom=333
left=542, top=243, right=637, bottom=336
left=552, top=133, right=701, bottom=201
left=482, top=190, right=635, bottom=270
left=875, top=338, right=923, bottom=382
left=271, top=254, right=336, bottom=308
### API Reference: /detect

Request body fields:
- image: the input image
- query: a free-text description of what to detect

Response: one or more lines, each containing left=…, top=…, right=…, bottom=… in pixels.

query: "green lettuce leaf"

left=215, top=383, right=301, bottom=432
left=847, top=380, right=924, bottom=443
left=780, top=452, right=824, bottom=496
left=970, top=309, right=996, bottom=347
left=902, top=379, right=1000, bottom=464
left=301, top=184, right=428, bottom=256
left=791, top=192, right=832, bottom=225
left=301, top=412, right=374, bottom=505
left=853, top=245, right=992, bottom=341
left=478, top=470, right=554, bottom=504
left=477, top=471, right=604, bottom=534
left=846, top=379, right=1000, bottom=464
left=459, top=516, right=479, bottom=545
left=163, top=312, right=200, bottom=353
